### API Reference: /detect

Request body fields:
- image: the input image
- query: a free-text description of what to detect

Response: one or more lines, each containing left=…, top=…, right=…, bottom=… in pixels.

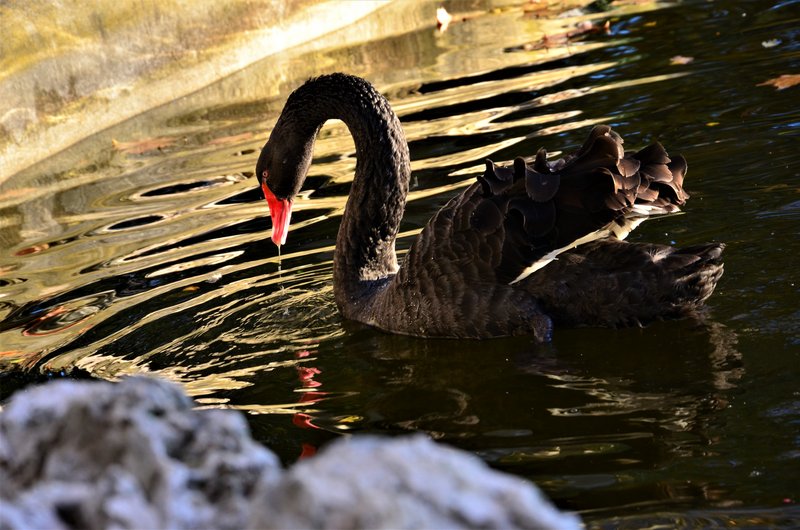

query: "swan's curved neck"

left=278, top=75, right=410, bottom=312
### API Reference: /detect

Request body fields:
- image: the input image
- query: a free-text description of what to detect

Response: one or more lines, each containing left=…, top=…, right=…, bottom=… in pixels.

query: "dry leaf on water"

left=669, top=55, right=694, bottom=65
left=112, top=136, right=177, bottom=154
left=758, top=74, right=800, bottom=90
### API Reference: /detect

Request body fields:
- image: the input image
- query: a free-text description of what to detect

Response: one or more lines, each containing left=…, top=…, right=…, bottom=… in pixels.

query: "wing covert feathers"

left=471, top=125, right=690, bottom=283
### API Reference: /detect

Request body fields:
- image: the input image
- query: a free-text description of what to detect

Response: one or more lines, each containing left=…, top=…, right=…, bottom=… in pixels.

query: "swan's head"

left=256, top=123, right=316, bottom=246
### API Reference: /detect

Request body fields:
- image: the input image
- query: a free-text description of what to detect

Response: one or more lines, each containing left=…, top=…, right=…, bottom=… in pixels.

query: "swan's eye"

left=262, top=170, right=269, bottom=180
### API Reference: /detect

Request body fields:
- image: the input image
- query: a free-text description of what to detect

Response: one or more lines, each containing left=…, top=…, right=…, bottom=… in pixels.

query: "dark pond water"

left=1, top=0, right=799, bottom=526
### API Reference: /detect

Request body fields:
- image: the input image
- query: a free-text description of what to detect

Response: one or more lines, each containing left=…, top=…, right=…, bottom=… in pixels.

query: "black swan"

left=256, top=73, right=723, bottom=340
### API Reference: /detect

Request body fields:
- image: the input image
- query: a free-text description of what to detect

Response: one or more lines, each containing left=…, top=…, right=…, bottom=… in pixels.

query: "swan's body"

left=256, top=73, right=723, bottom=340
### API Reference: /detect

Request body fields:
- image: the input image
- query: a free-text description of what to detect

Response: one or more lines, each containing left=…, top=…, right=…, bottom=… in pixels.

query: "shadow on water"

left=1, top=0, right=799, bottom=526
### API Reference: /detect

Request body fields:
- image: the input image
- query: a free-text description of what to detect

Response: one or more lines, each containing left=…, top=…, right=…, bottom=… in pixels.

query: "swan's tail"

left=654, top=242, right=725, bottom=309
left=520, top=239, right=725, bottom=328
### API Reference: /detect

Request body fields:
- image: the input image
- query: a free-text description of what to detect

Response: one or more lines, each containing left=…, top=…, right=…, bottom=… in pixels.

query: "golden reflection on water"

left=0, top=0, right=749, bottom=424
left=1, top=0, right=690, bottom=384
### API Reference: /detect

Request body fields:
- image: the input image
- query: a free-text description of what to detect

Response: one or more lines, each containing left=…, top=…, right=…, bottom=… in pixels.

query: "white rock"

left=0, top=377, right=280, bottom=530
left=0, top=377, right=581, bottom=530
left=254, top=434, right=582, bottom=530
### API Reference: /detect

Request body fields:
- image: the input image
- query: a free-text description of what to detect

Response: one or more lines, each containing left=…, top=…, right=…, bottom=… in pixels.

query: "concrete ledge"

left=0, top=0, right=392, bottom=182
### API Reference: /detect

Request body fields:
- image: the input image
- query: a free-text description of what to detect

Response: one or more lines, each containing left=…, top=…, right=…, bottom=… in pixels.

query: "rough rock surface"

left=0, top=376, right=281, bottom=530
left=0, top=377, right=581, bottom=530
left=254, top=435, right=580, bottom=530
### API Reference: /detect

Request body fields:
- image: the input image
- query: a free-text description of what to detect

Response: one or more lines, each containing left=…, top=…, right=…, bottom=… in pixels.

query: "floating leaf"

left=15, top=243, right=50, bottom=256
left=112, top=136, right=177, bottom=154
left=670, top=55, right=694, bottom=65
left=758, top=74, right=800, bottom=90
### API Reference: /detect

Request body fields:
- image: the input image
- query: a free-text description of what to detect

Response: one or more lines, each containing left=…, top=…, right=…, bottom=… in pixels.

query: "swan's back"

left=257, top=73, right=723, bottom=340
left=363, top=125, right=722, bottom=339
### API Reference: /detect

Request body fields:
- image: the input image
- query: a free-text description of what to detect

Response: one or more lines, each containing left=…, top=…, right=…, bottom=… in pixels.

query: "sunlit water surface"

left=1, top=0, right=799, bottom=526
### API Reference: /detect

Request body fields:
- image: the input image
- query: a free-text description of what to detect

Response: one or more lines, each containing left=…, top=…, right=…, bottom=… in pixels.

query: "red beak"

left=261, top=181, right=293, bottom=246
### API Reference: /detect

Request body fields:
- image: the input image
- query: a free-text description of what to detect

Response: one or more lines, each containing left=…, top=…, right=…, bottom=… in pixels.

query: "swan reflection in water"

left=273, top=316, right=744, bottom=514
left=202, top=267, right=740, bottom=457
